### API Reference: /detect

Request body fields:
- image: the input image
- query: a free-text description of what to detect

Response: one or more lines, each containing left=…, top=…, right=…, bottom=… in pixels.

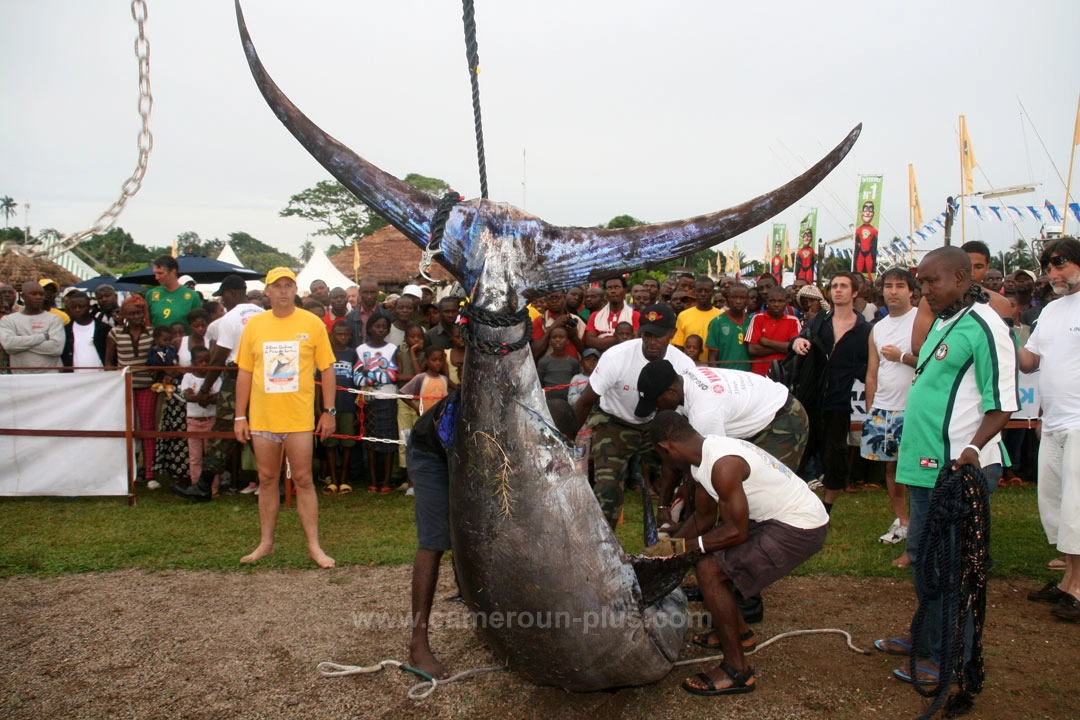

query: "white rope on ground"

left=316, top=660, right=508, bottom=701
left=673, top=627, right=871, bottom=668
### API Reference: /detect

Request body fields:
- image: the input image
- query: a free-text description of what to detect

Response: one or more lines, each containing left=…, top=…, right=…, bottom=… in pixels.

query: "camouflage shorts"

left=202, top=370, right=239, bottom=475
left=589, top=411, right=658, bottom=529
left=745, top=394, right=809, bottom=471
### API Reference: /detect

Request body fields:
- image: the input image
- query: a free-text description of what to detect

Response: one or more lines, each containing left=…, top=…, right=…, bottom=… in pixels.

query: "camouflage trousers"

left=589, top=411, right=659, bottom=529
left=201, top=369, right=239, bottom=476
left=745, top=393, right=809, bottom=471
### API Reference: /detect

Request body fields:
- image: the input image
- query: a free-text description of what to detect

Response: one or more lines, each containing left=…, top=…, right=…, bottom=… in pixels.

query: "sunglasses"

left=1044, top=256, right=1070, bottom=269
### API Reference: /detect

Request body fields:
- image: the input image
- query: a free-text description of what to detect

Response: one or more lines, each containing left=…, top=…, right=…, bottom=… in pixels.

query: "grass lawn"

left=0, top=481, right=1053, bottom=579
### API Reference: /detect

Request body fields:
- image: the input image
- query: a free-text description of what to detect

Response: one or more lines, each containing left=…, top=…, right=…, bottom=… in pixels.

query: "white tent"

left=296, top=246, right=354, bottom=293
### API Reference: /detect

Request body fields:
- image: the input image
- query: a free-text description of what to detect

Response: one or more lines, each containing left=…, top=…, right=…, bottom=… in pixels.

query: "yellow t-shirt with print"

left=236, top=309, right=334, bottom=433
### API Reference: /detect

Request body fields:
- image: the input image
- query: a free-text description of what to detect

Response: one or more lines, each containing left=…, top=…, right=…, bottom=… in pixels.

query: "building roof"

left=328, top=225, right=454, bottom=287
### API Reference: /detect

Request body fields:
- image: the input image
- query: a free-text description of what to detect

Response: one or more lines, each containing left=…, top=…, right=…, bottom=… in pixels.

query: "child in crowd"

left=323, top=320, right=359, bottom=495
left=169, top=321, right=186, bottom=351
left=682, top=334, right=704, bottom=364
left=147, top=325, right=185, bottom=488
left=180, top=346, right=221, bottom=495
left=445, top=323, right=465, bottom=388
left=400, top=345, right=450, bottom=416
left=614, top=321, right=635, bottom=344
left=354, top=314, right=399, bottom=494
left=566, top=348, right=600, bottom=407
left=536, top=326, right=580, bottom=402
left=395, top=324, right=427, bottom=494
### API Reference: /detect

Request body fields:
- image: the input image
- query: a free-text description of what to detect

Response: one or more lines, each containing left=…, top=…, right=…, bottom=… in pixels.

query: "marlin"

left=236, top=1, right=859, bottom=691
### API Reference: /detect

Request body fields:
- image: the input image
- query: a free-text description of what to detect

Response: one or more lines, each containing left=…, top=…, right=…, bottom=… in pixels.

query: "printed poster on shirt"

left=262, top=341, right=300, bottom=394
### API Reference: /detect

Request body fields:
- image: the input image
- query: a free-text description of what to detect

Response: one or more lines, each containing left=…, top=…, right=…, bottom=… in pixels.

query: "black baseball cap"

left=638, top=304, right=676, bottom=336
left=213, top=274, right=247, bottom=296
left=634, top=359, right=678, bottom=417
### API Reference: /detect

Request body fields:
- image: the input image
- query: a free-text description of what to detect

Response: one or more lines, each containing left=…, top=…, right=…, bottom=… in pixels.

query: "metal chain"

left=2, top=0, right=152, bottom=259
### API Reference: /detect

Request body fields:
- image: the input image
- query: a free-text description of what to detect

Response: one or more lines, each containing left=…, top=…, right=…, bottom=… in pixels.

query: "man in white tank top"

left=861, top=267, right=917, bottom=563
left=650, top=410, right=828, bottom=697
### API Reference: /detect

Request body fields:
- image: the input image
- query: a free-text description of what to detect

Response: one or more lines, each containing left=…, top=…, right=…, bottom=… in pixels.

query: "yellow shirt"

left=673, top=306, right=721, bottom=361
left=236, top=309, right=335, bottom=433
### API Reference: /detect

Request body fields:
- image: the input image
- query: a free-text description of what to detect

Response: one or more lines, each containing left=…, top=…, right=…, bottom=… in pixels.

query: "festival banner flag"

left=854, top=175, right=883, bottom=278
left=988, top=206, right=1003, bottom=221
left=796, top=209, right=818, bottom=283
left=1027, top=206, right=1043, bottom=221
left=1045, top=200, right=1063, bottom=223
left=908, top=164, right=924, bottom=229
left=960, top=115, right=978, bottom=194
left=1070, top=202, right=1080, bottom=223
left=770, top=224, right=786, bottom=283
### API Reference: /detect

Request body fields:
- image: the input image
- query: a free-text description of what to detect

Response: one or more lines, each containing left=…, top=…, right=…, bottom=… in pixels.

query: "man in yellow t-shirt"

left=672, top=276, right=720, bottom=362
left=234, top=267, right=337, bottom=568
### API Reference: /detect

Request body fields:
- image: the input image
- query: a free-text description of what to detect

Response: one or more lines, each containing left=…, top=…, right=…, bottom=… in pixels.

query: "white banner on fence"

left=0, top=371, right=129, bottom=496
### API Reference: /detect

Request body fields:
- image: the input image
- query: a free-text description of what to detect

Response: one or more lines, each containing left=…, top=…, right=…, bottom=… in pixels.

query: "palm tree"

left=0, top=196, right=17, bottom=228
left=298, top=239, right=315, bottom=264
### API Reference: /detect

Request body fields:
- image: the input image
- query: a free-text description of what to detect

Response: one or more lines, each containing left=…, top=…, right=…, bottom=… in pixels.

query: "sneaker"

left=879, top=518, right=901, bottom=543
left=405, top=487, right=415, bottom=497
left=807, top=478, right=824, bottom=490
left=1028, top=581, right=1067, bottom=604
left=240, top=482, right=258, bottom=494
left=1051, top=593, right=1080, bottom=621
left=147, top=480, right=161, bottom=490
left=253, top=486, right=260, bottom=496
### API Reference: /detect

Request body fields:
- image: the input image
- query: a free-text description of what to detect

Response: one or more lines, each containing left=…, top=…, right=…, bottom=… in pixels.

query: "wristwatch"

left=324, top=407, right=337, bottom=417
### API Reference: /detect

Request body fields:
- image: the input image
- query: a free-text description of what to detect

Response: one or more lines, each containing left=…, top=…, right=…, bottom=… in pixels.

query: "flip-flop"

left=380, top=486, right=392, bottom=494
left=892, top=665, right=956, bottom=685
left=367, top=485, right=378, bottom=493
left=1048, top=557, right=1067, bottom=571
left=692, top=629, right=756, bottom=651
left=681, top=662, right=756, bottom=696
left=338, top=484, right=353, bottom=495
left=874, top=637, right=914, bottom=656
left=321, top=484, right=337, bottom=496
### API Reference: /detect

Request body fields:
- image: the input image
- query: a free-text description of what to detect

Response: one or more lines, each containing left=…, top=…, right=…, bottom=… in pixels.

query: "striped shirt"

left=108, top=326, right=154, bottom=389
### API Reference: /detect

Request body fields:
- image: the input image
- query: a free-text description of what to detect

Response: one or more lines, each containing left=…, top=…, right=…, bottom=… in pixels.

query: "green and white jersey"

left=896, top=302, right=1018, bottom=489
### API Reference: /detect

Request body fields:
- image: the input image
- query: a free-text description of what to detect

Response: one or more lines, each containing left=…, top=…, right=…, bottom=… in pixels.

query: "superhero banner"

left=770, top=223, right=786, bottom=283
left=796, top=209, right=818, bottom=283
left=854, top=175, right=883, bottom=278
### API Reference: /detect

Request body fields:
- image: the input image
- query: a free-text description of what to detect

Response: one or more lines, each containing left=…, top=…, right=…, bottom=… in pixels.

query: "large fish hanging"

left=236, top=1, right=859, bottom=691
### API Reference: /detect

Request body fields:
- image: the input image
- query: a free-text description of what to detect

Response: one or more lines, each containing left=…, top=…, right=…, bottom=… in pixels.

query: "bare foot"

left=240, top=544, right=274, bottom=564
left=409, top=643, right=449, bottom=679
left=892, top=552, right=910, bottom=568
left=309, top=548, right=335, bottom=568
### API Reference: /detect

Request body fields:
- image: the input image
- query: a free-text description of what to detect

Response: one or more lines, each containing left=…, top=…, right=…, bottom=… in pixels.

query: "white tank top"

left=871, top=308, right=916, bottom=411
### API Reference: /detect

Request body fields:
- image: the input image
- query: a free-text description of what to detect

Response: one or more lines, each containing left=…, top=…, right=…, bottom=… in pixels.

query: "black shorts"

left=712, top=519, right=828, bottom=598
left=407, top=442, right=451, bottom=552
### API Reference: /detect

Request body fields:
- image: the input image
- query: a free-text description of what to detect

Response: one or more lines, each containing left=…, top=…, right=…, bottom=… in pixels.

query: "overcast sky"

left=4, top=0, right=1079, bottom=267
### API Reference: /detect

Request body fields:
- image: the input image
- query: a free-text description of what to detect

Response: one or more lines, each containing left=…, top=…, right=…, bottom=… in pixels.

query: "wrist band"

left=658, top=505, right=669, bottom=510
left=963, top=443, right=980, bottom=455
left=900, top=353, right=907, bottom=363
left=234, top=416, right=247, bottom=421
left=697, top=535, right=705, bottom=553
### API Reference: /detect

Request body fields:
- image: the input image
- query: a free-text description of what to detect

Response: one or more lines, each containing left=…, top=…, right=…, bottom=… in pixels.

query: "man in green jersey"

left=875, top=246, right=1017, bottom=685
left=147, top=255, right=203, bottom=331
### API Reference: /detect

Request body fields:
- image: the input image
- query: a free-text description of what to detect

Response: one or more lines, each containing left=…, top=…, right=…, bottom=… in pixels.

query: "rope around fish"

left=316, top=629, right=869, bottom=700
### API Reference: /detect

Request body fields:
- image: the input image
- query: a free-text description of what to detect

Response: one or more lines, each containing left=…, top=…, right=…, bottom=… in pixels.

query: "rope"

left=460, top=0, right=488, bottom=199
left=421, top=191, right=462, bottom=281
left=674, top=627, right=870, bottom=668
left=908, top=463, right=990, bottom=720
left=316, top=659, right=507, bottom=701
left=459, top=302, right=531, bottom=355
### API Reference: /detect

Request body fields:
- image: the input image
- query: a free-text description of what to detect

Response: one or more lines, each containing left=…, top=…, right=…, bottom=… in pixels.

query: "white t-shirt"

left=692, top=436, right=829, bottom=530
left=1025, top=291, right=1080, bottom=433
left=870, top=307, right=916, bottom=411
left=679, top=366, right=789, bottom=438
left=179, top=372, right=222, bottom=418
left=206, top=303, right=264, bottom=363
left=71, top=321, right=103, bottom=372
left=588, top=339, right=697, bottom=424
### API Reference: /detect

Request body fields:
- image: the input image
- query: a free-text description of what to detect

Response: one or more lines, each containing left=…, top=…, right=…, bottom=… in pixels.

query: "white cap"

left=178, top=275, right=196, bottom=286
left=402, top=284, right=423, bottom=300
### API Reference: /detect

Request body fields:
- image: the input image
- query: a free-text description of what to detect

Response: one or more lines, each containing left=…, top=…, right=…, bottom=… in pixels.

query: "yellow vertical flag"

left=909, top=163, right=924, bottom=229
left=352, top=237, right=360, bottom=282
left=960, top=115, right=978, bottom=194
left=171, top=237, right=177, bottom=258
left=783, top=229, right=791, bottom=267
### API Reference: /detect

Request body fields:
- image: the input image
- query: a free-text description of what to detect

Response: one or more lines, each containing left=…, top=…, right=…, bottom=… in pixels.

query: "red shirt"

left=746, top=312, right=802, bottom=376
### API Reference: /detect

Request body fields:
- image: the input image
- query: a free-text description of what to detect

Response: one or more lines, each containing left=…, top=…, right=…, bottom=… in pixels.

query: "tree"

left=78, top=227, right=156, bottom=272
left=298, top=238, right=315, bottom=264
left=174, top=231, right=224, bottom=259
left=1005, top=238, right=1037, bottom=273
left=403, top=173, right=452, bottom=197
left=1, top=197, right=16, bottom=228
left=227, top=231, right=298, bottom=274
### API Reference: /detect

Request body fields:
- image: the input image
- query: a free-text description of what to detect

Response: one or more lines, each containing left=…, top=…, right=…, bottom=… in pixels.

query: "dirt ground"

left=1, top=567, right=1074, bottom=719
